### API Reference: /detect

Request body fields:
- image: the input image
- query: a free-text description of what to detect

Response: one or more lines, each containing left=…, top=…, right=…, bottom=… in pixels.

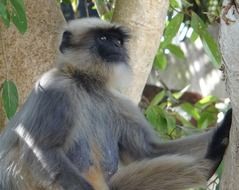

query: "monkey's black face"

left=93, top=27, right=130, bottom=63
left=59, top=25, right=130, bottom=64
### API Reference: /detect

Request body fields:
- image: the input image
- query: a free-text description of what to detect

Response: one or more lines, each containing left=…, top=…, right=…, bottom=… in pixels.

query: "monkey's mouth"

left=104, top=53, right=127, bottom=63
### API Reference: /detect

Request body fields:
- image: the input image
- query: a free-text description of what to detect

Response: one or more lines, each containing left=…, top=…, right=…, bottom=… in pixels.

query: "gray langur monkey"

left=0, top=18, right=232, bottom=190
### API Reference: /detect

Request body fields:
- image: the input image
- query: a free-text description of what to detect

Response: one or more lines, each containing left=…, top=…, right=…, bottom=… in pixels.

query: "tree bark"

left=112, top=0, right=169, bottom=103
left=0, top=0, right=65, bottom=127
left=219, top=0, right=239, bottom=189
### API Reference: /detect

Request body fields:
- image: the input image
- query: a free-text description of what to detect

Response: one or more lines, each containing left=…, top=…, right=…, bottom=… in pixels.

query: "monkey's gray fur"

left=0, top=18, right=232, bottom=190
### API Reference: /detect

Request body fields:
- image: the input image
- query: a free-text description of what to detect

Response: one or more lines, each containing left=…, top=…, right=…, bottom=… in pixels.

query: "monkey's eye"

left=100, top=36, right=107, bottom=41
left=116, top=39, right=122, bottom=46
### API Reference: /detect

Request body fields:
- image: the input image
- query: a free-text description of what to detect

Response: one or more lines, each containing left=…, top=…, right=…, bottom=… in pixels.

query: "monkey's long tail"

left=109, top=155, right=209, bottom=190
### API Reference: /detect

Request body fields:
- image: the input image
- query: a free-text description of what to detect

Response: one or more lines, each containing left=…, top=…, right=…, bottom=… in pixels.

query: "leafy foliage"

left=1, top=80, right=19, bottom=119
left=0, top=0, right=27, bottom=33
left=60, top=0, right=114, bottom=21
left=145, top=88, right=220, bottom=140
left=191, top=12, right=221, bottom=68
left=154, top=0, right=222, bottom=70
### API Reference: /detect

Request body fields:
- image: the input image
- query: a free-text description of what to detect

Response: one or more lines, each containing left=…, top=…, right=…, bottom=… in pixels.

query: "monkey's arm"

left=14, top=87, right=94, bottom=190
left=115, top=98, right=231, bottom=188
left=117, top=98, right=232, bottom=163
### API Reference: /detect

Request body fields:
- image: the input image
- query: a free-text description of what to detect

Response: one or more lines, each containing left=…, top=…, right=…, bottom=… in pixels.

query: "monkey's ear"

left=59, top=30, right=72, bottom=53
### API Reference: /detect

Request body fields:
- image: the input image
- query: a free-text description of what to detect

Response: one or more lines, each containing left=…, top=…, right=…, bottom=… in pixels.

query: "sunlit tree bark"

left=112, top=0, right=169, bottom=103
left=219, top=0, right=239, bottom=189
left=0, top=0, right=65, bottom=127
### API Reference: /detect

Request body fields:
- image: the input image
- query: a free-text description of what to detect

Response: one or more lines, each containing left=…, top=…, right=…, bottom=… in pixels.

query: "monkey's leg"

left=110, top=155, right=211, bottom=190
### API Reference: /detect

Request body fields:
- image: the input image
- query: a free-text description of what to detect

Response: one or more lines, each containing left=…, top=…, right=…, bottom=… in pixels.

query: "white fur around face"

left=66, top=18, right=113, bottom=34
left=108, top=63, right=132, bottom=92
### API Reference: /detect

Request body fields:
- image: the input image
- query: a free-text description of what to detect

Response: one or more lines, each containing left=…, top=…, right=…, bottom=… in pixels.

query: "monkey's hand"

left=205, top=108, right=232, bottom=178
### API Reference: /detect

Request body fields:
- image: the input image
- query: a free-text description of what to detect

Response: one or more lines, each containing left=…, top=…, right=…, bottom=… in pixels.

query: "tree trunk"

left=219, top=0, right=239, bottom=189
left=0, top=0, right=65, bottom=127
left=112, top=0, right=169, bottom=103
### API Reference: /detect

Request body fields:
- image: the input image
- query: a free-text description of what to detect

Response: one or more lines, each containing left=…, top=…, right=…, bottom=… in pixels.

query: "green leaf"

left=216, top=162, right=224, bottom=182
left=1, top=80, right=19, bottom=119
left=166, top=44, right=185, bottom=60
left=162, top=13, right=184, bottom=47
left=189, top=30, right=198, bottom=42
left=195, top=95, right=218, bottom=109
left=182, top=0, right=193, bottom=8
left=11, top=14, right=27, bottom=33
left=180, top=102, right=200, bottom=120
left=0, top=2, right=10, bottom=27
left=191, top=12, right=221, bottom=68
left=191, top=12, right=207, bottom=34
left=62, top=0, right=72, bottom=3
left=197, top=111, right=216, bottom=129
left=164, top=113, right=176, bottom=131
left=146, top=106, right=176, bottom=137
left=196, top=95, right=217, bottom=105
left=214, top=162, right=224, bottom=190
left=10, top=0, right=27, bottom=33
left=154, top=50, right=168, bottom=70
left=170, top=0, right=180, bottom=8
left=159, top=102, right=167, bottom=109
left=201, top=32, right=221, bottom=68
left=175, top=112, right=194, bottom=128
left=172, top=85, right=190, bottom=100
left=1, top=0, right=7, bottom=5
left=145, top=106, right=168, bottom=135
left=149, top=90, right=166, bottom=106
left=197, top=114, right=209, bottom=129
left=102, top=11, right=113, bottom=21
